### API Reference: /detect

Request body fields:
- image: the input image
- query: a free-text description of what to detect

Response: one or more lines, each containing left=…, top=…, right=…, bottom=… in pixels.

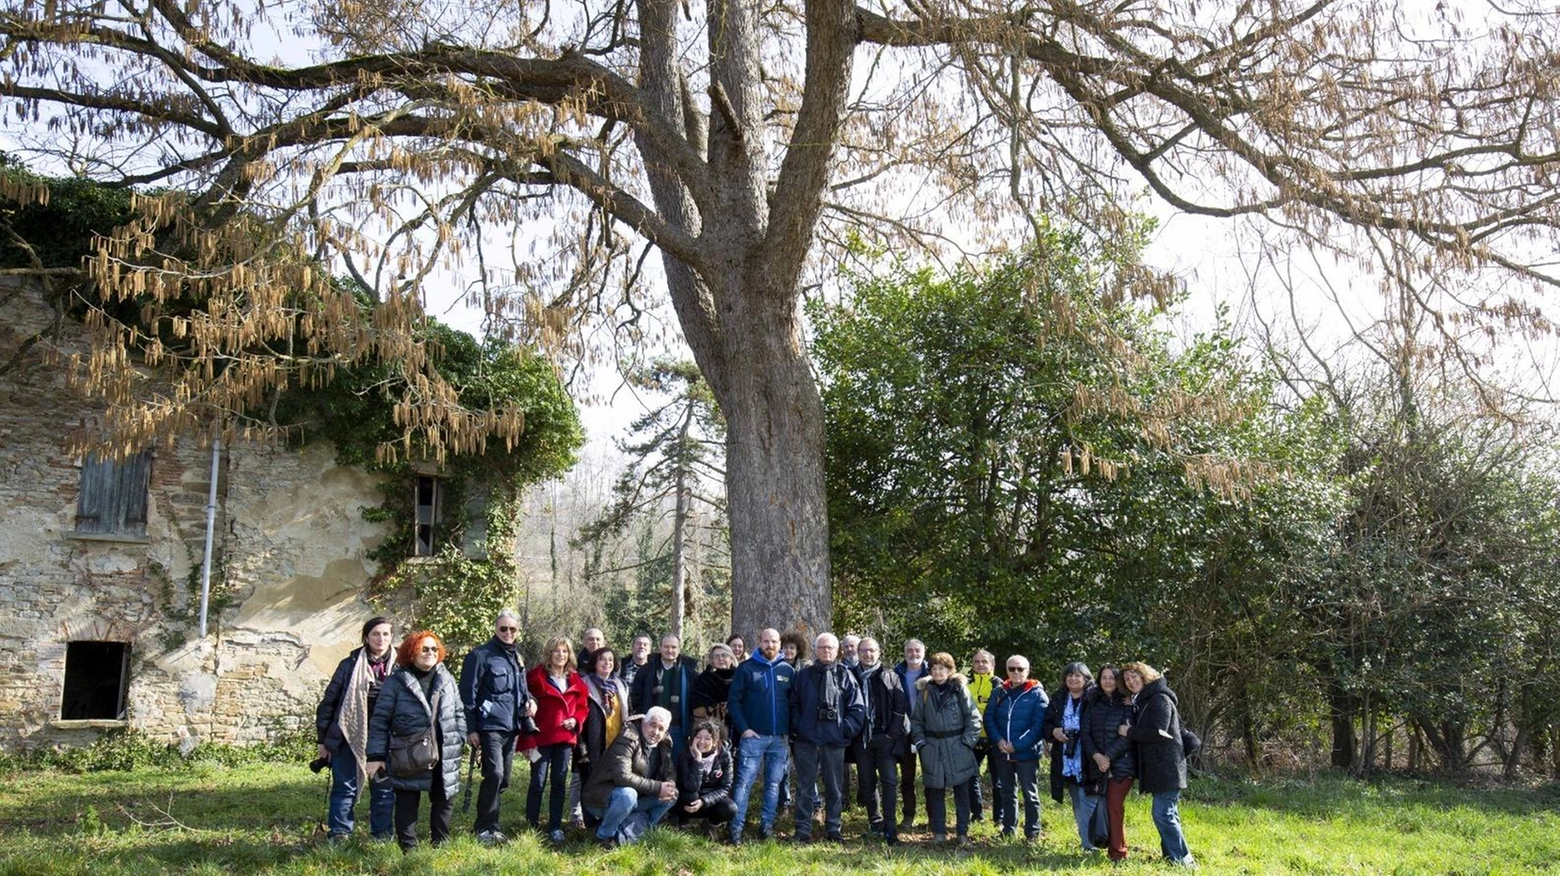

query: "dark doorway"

left=60, top=641, right=130, bottom=720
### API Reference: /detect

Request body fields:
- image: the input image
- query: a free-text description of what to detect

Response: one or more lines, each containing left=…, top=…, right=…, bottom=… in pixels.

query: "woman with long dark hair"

left=521, top=635, right=589, bottom=844
left=365, top=630, right=466, bottom=852
left=1042, top=660, right=1108, bottom=851
left=676, top=717, right=737, bottom=831
left=1081, top=664, right=1137, bottom=862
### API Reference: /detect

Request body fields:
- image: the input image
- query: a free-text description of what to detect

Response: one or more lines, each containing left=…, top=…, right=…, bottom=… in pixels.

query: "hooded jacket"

left=910, top=673, right=981, bottom=789
left=727, top=649, right=795, bottom=737
left=1126, top=678, right=1187, bottom=793
left=983, top=678, right=1049, bottom=762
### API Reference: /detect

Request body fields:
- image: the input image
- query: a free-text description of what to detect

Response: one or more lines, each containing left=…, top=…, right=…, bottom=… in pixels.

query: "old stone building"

left=1, top=281, right=397, bottom=751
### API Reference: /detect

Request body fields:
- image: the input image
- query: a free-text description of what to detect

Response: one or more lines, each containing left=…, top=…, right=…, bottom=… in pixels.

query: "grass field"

left=0, top=758, right=1555, bottom=875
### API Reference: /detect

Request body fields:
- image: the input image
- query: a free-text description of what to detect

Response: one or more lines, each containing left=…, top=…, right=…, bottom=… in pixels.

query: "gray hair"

left=644, top=706, right=673, bottom=727
left=495, top=609, right=520, bottom=626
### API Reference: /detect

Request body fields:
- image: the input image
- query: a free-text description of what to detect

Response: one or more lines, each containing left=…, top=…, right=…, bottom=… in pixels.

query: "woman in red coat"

left=521, top=635, right=590, bottom=843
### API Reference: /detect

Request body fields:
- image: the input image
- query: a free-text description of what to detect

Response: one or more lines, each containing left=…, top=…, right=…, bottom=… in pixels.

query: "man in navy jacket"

left=789, top=633, right=866, bottom=842
left=459, top=610, right=537, bottom=844
left=726, top=627, right=795, bottom=844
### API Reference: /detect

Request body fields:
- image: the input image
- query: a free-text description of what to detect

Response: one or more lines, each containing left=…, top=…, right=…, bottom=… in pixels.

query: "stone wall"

left=0, top=282, right=392, bottom=751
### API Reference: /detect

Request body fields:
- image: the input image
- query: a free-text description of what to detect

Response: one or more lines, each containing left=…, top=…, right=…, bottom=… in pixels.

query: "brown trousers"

left=1105, top=776, right=1135, bottom=861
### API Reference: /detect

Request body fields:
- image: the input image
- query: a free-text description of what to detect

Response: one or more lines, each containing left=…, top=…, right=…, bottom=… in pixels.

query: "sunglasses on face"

left=419, top=646, right=441, bottom=654
left=1007, top=666, right=1026, bottom=672
left=497, top=625, right=518, bottom=633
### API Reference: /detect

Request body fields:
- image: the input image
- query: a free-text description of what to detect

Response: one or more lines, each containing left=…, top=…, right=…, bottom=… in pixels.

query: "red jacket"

left=519, top=664, right=590, bottom=750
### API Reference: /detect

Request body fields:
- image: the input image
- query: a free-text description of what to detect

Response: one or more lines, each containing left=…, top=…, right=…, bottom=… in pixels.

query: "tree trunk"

left=1328, top=681, right=1358, bottom=771
left=704, top=279, right=831, bottom=642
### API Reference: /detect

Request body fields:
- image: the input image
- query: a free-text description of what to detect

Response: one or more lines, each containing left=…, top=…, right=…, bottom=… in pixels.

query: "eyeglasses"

left=1007, top=666, right=1026, bottom=672
left=497, top=625, right=518, bottom=633
left=419, top=646, right=441, bottom=654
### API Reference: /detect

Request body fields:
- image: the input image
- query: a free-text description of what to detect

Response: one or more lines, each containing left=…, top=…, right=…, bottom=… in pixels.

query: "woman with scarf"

left=691, top=644, right=737, bottom=738
left=315, top=616, right=397, bottom=842
left=520, top=635, right=589, bottom=844
left=910, top=652, right=982, bottom=846
left=365, top=630, right=466, bottom=852
left=575, top=646, right=632, bottom=827
left=1042, top=660, right=1108, bottom=851
left=1081, top=665, right=1137, bottom=862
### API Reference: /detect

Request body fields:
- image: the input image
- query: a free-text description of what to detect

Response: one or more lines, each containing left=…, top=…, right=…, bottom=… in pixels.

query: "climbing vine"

left=3, top=157, right=584, bottom=653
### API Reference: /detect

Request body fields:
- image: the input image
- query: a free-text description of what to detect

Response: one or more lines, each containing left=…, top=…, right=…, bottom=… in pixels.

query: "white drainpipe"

left=197, top=438, right=221, bottom=639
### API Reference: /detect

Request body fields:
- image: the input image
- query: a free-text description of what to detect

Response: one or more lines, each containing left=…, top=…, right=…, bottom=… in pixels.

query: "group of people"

left=313, top=614, right=1195, bottom=867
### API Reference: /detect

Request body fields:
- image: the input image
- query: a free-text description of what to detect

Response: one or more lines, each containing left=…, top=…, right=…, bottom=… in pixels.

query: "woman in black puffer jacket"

left=366, top=630, right=467, bottom=852
left=676, top=718, right=737, bottom=829
left=1080, top=665, right=1136, bottom=862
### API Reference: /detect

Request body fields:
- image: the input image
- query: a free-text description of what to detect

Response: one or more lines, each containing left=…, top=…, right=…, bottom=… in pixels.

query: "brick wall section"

left=0, top=281, right=392, bottom=751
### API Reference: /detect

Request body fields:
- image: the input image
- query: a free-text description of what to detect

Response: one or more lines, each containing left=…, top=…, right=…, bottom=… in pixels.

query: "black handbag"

left=388, top=689, right=442, bottom=777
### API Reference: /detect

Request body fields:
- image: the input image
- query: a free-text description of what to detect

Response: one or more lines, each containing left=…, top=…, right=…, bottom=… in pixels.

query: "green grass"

left=0, top=762, right=1555, bottom=874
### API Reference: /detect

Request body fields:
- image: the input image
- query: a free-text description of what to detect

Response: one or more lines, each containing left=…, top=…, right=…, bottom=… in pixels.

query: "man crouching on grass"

left=581, top=706, right=677, bottom=848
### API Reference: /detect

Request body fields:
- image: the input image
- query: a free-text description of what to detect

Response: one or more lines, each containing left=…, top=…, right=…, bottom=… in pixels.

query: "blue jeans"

left=586, top=786, right=673, bottom=843
left=1068, top=781, right=1109, bottom=850
left=991, top=755, right=1041, bottom=837
left=732, top=733, right=789, bottom=837
left=1151, top=789, right=1192, bottom=863
left=327, top=742, right=394, bottom=838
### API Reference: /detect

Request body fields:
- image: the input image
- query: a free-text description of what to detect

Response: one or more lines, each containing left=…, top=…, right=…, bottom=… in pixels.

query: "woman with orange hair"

left=366, top=631, right=467, bottom=852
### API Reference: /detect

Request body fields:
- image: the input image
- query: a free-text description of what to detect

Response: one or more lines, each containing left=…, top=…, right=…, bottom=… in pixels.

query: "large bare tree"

left=3, top=0, right=1558, bottom=636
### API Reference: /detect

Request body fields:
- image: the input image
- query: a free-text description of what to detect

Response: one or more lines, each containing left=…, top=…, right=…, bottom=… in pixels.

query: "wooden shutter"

left=75, top=450, right=152, bottom=535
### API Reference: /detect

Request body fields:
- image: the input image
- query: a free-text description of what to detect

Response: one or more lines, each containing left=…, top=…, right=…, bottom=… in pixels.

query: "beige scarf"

left=336, top=649, right=376, bottom=787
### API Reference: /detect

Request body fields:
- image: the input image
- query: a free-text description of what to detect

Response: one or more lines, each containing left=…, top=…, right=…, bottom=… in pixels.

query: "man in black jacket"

left=630, top=633, right=700, bottom=757
left=459, top=610, right=537, bottom=844
left=851, top=637, right=909, bottom=845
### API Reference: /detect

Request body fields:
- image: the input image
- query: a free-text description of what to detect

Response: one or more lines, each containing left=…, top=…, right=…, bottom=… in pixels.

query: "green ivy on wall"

left=3, top=157, right=585, bottom=657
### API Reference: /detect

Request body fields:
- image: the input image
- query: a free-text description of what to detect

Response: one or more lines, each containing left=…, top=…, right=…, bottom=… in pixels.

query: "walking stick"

left=461, top=745, right=479, bottom=813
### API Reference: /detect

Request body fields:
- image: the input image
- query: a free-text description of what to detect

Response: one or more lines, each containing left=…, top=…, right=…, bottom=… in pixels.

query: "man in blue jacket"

left=459, top=610, right=538, bottom=844
left=984, top=654, right=1049, bottom=841
left=726, top=627, right=794, bottom=844
left=788, top=633, right=866, bottom=843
